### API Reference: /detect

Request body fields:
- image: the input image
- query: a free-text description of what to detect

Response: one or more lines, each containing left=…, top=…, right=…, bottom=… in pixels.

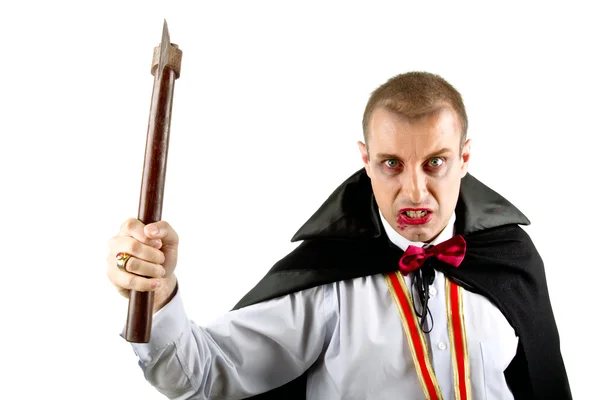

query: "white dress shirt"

left=124, top=212, right=519, bottom=400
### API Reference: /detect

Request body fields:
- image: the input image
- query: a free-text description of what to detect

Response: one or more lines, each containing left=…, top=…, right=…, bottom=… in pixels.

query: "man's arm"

left=123, top=283, right=331, bottom=400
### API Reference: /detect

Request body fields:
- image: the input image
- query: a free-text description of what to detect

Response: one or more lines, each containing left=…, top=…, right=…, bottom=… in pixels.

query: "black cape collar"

left=291, top=168, right=530, bottom=243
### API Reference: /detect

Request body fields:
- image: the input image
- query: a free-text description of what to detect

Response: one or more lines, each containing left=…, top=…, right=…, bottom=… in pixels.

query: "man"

left=107, top=72, right=571, bottom=399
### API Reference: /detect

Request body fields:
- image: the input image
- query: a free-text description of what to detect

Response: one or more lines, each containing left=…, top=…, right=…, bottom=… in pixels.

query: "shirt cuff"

left=120, top=289, right=191, bottom=362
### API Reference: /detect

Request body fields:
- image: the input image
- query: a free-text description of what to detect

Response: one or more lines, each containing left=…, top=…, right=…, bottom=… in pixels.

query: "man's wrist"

left=153, top=275, right=178, bottom=314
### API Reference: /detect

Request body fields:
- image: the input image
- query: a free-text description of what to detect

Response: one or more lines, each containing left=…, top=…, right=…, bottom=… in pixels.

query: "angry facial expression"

left=359, top=106, right=471, bottom=243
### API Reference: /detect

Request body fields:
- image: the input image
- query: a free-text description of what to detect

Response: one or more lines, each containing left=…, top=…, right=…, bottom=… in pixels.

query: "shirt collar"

left=379, top=209, right=456, bottom=251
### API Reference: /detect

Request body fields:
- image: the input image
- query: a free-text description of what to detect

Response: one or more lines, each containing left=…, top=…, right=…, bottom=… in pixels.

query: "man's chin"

left=395, top=225, right=437, bottom=243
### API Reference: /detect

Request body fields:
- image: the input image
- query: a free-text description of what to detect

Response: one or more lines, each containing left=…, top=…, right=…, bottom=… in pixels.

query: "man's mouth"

left=404, top=210, right=428, bottom=218
left=397, top=209, right=433, bottom=225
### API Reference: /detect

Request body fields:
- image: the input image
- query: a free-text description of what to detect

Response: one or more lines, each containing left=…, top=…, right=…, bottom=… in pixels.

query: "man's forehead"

left=369, top=110, right=459, bottom=151
left=370, top=106, right=459, bottom=132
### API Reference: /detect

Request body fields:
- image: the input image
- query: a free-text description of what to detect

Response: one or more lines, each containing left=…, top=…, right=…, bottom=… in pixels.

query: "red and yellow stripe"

left=384, top=271, right=471, bottom=400
left=447, top=279, right=471, bottom=400
left=385, top=272, right=442, bottom=399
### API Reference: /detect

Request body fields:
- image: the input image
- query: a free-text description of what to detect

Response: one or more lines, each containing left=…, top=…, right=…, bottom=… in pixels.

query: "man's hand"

left=107, top=218, right=179, bottom=313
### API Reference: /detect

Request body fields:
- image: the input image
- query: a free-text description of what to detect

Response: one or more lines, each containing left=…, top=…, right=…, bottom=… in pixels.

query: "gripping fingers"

left=116, top=270, right=163, bottom=292
left=108, top=235, right=165, bottom=265
left=122, top=256, right=166, bottom=278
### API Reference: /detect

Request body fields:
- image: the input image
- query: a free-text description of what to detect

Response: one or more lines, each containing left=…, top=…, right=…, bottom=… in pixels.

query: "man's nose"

left=401, top=169, right=427, bottom=204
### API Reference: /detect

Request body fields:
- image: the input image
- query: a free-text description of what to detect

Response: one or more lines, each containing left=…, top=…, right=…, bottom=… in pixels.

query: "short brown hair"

left=362, top=71, right=468, bottom=151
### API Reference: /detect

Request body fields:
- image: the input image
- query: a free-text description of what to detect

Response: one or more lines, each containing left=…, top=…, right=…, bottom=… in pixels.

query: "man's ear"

left=358, top=141, right=371, bottom=176
left=460, top=138, right=472, bottom=178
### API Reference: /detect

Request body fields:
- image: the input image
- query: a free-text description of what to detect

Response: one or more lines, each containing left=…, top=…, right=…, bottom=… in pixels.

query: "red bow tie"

left=398, top=235, right=467, bottom=275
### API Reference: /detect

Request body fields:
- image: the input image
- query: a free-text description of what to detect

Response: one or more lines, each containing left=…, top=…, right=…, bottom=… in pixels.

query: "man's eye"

left=428, top=157, right=444, bottom=168
left=385, top=160, right=400, bottom=168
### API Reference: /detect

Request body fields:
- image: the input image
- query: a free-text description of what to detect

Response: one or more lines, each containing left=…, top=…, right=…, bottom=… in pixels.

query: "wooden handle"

left=125, top=41, right=181, bottom=343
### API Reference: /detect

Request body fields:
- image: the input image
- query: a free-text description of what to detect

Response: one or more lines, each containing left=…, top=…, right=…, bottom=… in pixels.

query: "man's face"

left=358, top=106, right=471, bottom=243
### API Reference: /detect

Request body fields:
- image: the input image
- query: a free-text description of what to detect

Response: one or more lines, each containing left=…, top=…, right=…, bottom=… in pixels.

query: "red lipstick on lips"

left=397, top=208, right=433, bottom=225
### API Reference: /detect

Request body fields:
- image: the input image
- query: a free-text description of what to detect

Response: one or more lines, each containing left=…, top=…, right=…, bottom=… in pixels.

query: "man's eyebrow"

left=374, top=147, right=453, bottom=161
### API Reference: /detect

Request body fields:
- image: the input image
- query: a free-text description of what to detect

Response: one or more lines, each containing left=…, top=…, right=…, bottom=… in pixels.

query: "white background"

left=1, top=1, right=597, bottom=399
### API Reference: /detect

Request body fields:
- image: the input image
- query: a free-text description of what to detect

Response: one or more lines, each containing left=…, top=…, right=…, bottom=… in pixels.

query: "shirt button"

left=438, top=342, right=447, bottom=350
left=429, top=287, right=437, bottom=296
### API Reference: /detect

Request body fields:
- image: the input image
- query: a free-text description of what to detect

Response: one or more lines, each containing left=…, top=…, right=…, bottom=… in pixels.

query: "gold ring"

left=116, top=252, right=132, bottom=271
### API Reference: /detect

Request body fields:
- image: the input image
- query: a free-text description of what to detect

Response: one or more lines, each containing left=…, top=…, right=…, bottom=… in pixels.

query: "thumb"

left=144, top=221, right=179, bottom=247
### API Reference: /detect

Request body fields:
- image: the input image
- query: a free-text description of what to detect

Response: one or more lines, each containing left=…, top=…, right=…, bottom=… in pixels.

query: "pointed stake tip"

left=157, top=18, right=170, bottom=77
left=162, top=19, right=170, bottom=37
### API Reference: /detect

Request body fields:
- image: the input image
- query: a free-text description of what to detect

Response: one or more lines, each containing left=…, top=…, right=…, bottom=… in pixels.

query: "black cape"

left=232, top=169, right=571, bottom=400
